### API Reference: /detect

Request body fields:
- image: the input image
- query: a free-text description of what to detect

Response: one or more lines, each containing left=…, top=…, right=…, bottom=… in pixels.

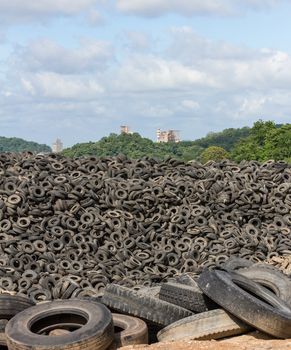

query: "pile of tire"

left=0, top=152, right=290, bottom=301
left=0, top=297, right=149, bottom=349
left=101, top=261, right=291, bottom=341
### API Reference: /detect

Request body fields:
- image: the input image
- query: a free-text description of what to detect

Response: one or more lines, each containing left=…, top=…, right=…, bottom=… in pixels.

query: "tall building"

left=52, top=138, right=63, bottom=153
left=156, top=129, right=180, bottom=143
left=120, top=125, right=133, bottom=134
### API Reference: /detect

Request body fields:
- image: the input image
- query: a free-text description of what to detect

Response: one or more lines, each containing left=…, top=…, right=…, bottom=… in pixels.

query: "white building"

left=52, top=138, right=63, bottom=153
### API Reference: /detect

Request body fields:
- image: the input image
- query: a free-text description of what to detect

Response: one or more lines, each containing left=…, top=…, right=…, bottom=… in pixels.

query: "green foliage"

left=0, top=137, right=51, bottom=153
left=200, top=146, right=229, bottom=163
left=193, top=127, right=250, bottom=151
left=231, top=120, right=290, bottom=162
left=63, top=121, right=290, bottom=163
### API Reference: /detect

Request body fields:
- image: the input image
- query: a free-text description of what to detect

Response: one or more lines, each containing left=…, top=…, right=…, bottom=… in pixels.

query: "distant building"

left=156, top=129, right=180, bottom=143
left=52, top=138, right=63, bottom=153
left=120, top=125, right=133, bottom=134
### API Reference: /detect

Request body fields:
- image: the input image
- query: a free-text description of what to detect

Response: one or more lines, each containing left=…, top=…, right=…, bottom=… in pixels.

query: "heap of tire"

left=0, top=153, right=290, bottom=301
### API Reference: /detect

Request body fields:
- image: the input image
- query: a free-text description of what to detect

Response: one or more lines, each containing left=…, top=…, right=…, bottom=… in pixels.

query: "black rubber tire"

left=0, top=319, right=7, bottom=347
left=110, top=313, right=148, bottom=348
left=157, top=309, right=252, bottom=342
left=222, top=257, right=253, bottom=271
left=0, top=295, right=35, bottom=319
left=159, top=282, right=216, bottom=313
left=6, top=300, right=114, bottom=350
left=101, top=284, right=193, bottom=326
left=197, top=270, right=291, bottom=338
left=236, top=265, right=291, bottom=305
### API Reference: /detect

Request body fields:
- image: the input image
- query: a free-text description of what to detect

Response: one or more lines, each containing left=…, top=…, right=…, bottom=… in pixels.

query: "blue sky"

left=0, top=0, right=291, bottom=147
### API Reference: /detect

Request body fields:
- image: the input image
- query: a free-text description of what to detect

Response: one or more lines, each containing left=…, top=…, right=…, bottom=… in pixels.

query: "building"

left=52, top=138, right=63, bottom=153
left=157, top=129, right=180, bottom=143
left=120, top=125, right=133, bottom=134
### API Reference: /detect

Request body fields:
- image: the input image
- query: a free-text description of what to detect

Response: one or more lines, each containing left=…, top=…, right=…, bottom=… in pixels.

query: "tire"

left=236, top=265, right=291, bottom=305
left=0, top=319, right=7, bottom=347
left=6, top=300, right=114, bottom=350
left=101, top=284, right=193, bottom=326
left=157, top=309, right=252, bottom=342
left=109, top=313, right=148, bottom=348
left=222, top=257, right=253, bottom=271
left=0, top=295, right=35, bottom=319
left=159, top=282, right=216, bottom=313
left=197, top=270, right=291, bottom=338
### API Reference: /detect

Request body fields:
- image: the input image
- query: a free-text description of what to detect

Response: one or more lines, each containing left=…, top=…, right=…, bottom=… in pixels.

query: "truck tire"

left=157, top=309, right=252, bottom=342
left=198, top=270, right=291, bottom=338
left=159, top=282, right=216, bottom=313
left=6, top=300, right=114, bottom=350
left=102, top=284, right=192, bottom=326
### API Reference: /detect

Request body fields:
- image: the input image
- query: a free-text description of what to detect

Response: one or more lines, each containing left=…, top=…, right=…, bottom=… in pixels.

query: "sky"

left=0, top=0, right=291, bottom=147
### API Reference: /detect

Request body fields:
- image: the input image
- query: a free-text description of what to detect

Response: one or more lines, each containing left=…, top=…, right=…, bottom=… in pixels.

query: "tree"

left=264, top=124, right=291, bottom=161
left=200, top=146, right=229, bottom=163
left=0, top=137, right=51, bottom=153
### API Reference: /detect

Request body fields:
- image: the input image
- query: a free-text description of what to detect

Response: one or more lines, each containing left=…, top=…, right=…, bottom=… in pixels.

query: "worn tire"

left=6, top=300, right=114, bottom=350
left=0, top=319, right=7, bottom=347
left=236, top=265, right=291, bottom=305
left=198, top=270, right=291, bottom=338
left=108, top=313, right=148, bottom=349
left=102, top=284, right=193, bottom=326
left=222, top=257, right=253, bottom=271
left=0, top=295, right=35, bottom=319
left=157, top=309, right=252, bottom=342
left=159, top=282, right=216, bottom=313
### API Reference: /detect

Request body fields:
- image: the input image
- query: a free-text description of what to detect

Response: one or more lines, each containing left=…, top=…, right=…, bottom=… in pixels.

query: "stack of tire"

left=101, top=260, right=291, bottom=342
left=0, top=298, right=149, bottom=350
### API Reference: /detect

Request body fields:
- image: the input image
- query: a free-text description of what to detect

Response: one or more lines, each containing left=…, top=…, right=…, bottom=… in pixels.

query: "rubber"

left=222, top=257, right=253, bottom=271
left=236, top=265, right=291, bottom=305
left=159, top=282, right=216, bottom=313
left=0, top=319, right=7, bottom=347
left=102, top=284, right=193, bottom=326
left=6, top=299, right=114, bottom=350
left=157, top=309, right=252, bottom=342
left=111, top=313, right=148, bottom=347
left=198, top=270, right=291, bottom=338
left=0, top=295, right=35, bottom=319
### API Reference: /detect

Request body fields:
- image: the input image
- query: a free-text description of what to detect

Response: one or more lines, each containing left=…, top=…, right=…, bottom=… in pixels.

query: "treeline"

left=63, top=121, right=290, bottom=163
left=0, top=137, right=51, bottom=153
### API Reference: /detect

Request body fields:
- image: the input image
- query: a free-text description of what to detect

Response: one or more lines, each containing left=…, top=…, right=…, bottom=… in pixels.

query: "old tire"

left=109, top=313, right=148, bottom=349
left=157, top=309, right=252, bottom=342
left=198, top=270, right=291, bottom=338
left=102, top=284, right=193, bottom=326
left=159, top=282, right=216, bottom=313
left=0, top=295, right=35, bottom=319
left=6, top=299, right=114, bottom=350
left=236, top=265, right=291, bottom=305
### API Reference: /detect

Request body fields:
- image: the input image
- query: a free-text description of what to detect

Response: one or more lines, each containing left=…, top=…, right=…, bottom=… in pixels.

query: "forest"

left=62, top=121, right=291, bottom=163
left=0, top=137, right=51, bottom=153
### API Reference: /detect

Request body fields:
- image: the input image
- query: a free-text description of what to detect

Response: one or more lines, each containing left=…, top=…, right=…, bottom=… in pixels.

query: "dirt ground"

left=120, top=332, right=291, bottom=350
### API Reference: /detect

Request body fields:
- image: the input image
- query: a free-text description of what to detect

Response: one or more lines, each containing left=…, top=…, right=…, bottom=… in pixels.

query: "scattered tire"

left=110, top=313, right=148, bottom=348
left=236, top=265, right=291, bottom=305
left=0, top=295, right=35, bottom=319
left=157, top=309, right=252, bottom=342
left=101, top=284, right=193, bottom=326
left=198, top=270, right=291, bottom=338
left=6, top=299, right=114, bottom=350
left=222, top=257, right=253, bottom=271
left=159, top=282, right=216, bottom=313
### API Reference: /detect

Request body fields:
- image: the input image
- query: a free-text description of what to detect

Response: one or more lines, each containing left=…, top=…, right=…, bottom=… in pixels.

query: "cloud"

left=116, top=0, right=283, bottom=17
left=12, top=38, right=114, bottom=74
left=2, top=29, right=291, bottom=145
left=0, top=0, right=99, bottom=25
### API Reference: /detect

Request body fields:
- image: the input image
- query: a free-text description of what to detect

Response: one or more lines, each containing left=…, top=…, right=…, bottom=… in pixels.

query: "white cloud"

left=116, top=0, right=283, bottom=17
left=12, top=38, right=114, bottom=74
left=0, top=0, right=100, bottom=24
left=114, top=54, right=218, bottom=92
left=20, top=72, right=104, bottom=100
